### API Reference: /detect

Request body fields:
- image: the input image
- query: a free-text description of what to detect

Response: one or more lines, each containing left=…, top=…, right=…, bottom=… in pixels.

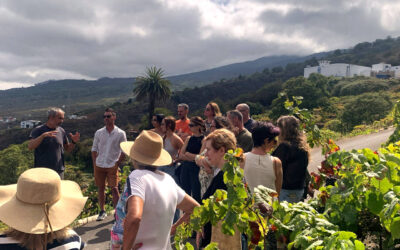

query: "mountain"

left=0, top=54, right=324, bottom=117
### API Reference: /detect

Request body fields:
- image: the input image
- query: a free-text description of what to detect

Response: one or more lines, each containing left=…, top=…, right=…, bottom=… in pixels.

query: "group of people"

left=0, top=102, right=311, bottom=249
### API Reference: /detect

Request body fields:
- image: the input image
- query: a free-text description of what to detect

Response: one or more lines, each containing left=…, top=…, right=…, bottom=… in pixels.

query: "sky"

left=1, top=0, right=400, bottom=90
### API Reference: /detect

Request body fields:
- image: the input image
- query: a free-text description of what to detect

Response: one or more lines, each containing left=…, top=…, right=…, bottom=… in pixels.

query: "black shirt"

left=272, top=142, right=309, bottom=190
left=29, top=124, right=69, bottom=173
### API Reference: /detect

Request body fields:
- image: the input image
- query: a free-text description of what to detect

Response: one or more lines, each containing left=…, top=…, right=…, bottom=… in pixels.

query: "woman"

left=151, top=114, right=165, bottom=136
left=0, top=168, right=87, bottom=250
left=272, top=115, right=310, bottom=203
left=197, top=128, right=240, bottom=249
left=161, top=116, right=184, bottom=161
left=196, top=116, right=233, bottom=196
left=204, top=102, right=222, bottom=135
left=179, top=116, right=205, bottom=203
left=243, top=122, right=283, bottom=196
left=111, top=130, right=199, bottom=250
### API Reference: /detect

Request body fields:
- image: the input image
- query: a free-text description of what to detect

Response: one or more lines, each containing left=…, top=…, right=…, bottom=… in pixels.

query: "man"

left=175, top=103, right=192, bottom=140
left=28, top=107, right=80, bottom=179
left=227, top=110, right=253, bottom=152
left=91, top=108, right=127, bottom=221
left=236, top=103, right=255, bottom=133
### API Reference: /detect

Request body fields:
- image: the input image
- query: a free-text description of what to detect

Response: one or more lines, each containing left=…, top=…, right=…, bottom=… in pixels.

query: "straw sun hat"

left=0, top=168, right=87, bottom=234
left=120, top=130, right=172, bottom=166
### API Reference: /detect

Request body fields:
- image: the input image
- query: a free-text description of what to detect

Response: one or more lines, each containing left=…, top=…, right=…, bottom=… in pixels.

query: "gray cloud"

left=0, top=0, right=399, bottom=90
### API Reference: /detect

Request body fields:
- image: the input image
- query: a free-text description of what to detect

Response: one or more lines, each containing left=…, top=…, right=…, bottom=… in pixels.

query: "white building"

left=393, top=66, right=400, bottom=78
left=304, top=61, right=371, bottom=78
left=371, top=63, right=392, bottom=72
left=20, top=120, right=41, bottom=128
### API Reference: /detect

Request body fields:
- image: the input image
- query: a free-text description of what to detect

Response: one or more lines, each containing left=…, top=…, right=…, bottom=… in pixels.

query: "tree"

left=133, top=67, right=172, bottom=128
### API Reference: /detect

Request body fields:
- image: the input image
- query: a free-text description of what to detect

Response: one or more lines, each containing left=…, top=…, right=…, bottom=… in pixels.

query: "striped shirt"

left=0, top=231, right=84, bottom=250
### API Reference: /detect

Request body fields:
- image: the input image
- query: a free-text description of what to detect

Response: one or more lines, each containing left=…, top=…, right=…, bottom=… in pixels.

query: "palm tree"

left=133, top=66, right=172, bottom=128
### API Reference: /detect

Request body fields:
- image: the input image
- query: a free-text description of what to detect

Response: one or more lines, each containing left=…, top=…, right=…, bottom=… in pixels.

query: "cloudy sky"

left=1, top=0, right=400, bottom=90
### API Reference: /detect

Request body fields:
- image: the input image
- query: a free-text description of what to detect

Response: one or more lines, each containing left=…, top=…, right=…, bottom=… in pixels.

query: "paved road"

left=308, top=128, right=394, bottom=172
left=76, top=128, right=395, bottom=249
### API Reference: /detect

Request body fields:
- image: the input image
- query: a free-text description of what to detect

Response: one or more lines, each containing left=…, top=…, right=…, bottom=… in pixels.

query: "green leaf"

left=390, top=217, right=400, bottom=239
left=204, top=243, right=219, bottom=250
left=366, top=191, right=385, bottom=215
left=184, top=242, right=195, bottom=250
left=354, top=240, right=365, bottom=250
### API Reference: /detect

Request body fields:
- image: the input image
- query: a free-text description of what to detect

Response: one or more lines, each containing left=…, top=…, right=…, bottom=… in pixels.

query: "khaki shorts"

left=94, top=164, right=119, bottom=188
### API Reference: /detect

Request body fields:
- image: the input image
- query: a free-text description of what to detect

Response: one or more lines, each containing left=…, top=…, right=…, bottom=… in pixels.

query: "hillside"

left=0, top=54, right=326, bottom=118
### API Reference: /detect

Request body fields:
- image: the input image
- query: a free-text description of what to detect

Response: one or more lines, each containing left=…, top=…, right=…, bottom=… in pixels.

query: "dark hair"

left=163, top=116, right=176, bottom=131
left=190, top=116, right=205, bottom=133
left=214, top=116, right=233, bottom=130
left=252, top=122, right=280, bottom=147
left=105, top=107, right=116, bottom=116
left=153, top=114, right=165, bottom=125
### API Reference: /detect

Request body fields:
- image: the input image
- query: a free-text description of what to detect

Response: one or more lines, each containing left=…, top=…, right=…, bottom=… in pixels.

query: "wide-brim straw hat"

left=0, top=168, right=87, bottom=234
left=120, top=130, right=172, bottom=166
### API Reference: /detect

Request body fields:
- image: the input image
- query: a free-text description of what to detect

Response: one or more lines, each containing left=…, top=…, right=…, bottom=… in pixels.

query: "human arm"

left=178, top=136, right=191, bottom=161
left=91, top=151, right=98, bottom=170
left=122, top=196, right=144, bottom=250
left=171, top=194, right=200, bottom=235
left=28, top=130, right=58, bottom=150
left=273, top=157, right=283, bottom=196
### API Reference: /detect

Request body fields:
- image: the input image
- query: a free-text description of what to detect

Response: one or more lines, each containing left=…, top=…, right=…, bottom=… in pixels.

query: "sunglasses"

left=103, top=115, right=112, bottom=118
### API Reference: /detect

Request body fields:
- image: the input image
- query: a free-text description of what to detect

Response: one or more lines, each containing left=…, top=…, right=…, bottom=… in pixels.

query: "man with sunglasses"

left=91, top=107, right=127, bottom=221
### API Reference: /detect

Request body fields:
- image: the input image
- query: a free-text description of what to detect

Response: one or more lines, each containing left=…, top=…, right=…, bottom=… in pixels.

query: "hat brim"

left=0, top=181, right=87, bottom=234
left=121, top=141, right=172, bottom=166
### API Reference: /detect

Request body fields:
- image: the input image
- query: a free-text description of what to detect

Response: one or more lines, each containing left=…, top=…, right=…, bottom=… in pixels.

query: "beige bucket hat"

left=120, top=130, right=172, bottom=166
left=0, top=168, right=87, bottom=234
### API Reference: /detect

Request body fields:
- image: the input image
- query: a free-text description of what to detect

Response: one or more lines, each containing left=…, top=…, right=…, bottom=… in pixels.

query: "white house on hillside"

left=304, top=61, right=371, bottom=78
left=20, top=120, right=41, bottom=128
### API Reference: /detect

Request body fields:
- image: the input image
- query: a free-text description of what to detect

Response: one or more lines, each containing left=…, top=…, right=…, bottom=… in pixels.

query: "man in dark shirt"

left=227, top=110, right=253, bottom=152
left=28, top=107, right=80, bottom=178
left=236, top=103, right=255, bottom=133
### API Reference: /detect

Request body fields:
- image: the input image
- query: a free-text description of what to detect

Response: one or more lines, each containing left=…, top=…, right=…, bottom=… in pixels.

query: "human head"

left=252, top=122, right=280, bottom=148
left=227, top=110, right=243, bottom=129
left=189, top=116, right=206, bottom=134
left=161, top=116, right=176, bottom=133
left=212, top=116, right=233, bottom=132
left=120, top=130, right=172, bottom=167
left=152, top=114, right=165, bottom=128
left=47, top=107, right=65, bottom=128
left=204, top=129, right=236, bottom=168
left=0, top=168, right=87, bottom=235
left=276, top=115, right=301, bottom=142
left=104, top=107, right=116, bottom=127
left=236, top=103, right=250, bottom=123
left=177, top=103, right=189, bottom=120
left=204, top=102, right=222, bottom=118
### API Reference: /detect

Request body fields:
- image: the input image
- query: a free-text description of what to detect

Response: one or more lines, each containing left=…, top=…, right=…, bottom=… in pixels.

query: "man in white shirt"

left=91, top=108, right=127, bottom=221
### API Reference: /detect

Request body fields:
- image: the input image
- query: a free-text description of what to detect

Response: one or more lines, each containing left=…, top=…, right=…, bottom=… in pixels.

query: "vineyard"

left=174, top=98, right=400, bottom=249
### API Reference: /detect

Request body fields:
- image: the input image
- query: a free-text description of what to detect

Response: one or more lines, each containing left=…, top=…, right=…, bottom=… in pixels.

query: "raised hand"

left=69, top=132, right=80, bottom=143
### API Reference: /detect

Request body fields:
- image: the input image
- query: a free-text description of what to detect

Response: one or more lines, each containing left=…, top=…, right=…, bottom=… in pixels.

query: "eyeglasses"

left=103, top=115, right=112, bottom=118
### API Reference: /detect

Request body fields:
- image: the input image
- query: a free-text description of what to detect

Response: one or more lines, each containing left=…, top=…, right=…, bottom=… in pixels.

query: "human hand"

left=69, top=132, right=80, bottom=143
left=42, top=130, right=58, bottom=138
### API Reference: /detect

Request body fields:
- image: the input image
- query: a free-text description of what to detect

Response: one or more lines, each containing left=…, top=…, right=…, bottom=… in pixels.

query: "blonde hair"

left=207, top=102, right=222, bottom=117
left=205, top=128, right=236, bottom=152
left=277, top=115, right=310, bottom=157
left=5, top=227, right=72, bottom=250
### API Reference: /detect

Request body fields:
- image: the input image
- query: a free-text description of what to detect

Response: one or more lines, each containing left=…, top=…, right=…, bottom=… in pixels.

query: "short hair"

left=104, top=107, right=116, bottom=116
left=213, top=116, right=233, bottom=131
left=154, top=114, right=165, bottom=125
left=205, top=128, right=236, bottom=153
left=207, top=102, right=222, bottom=117
left=252, top=122, right=280, bottom=147
left=236, top=103, right=250, bottom=112
left=227, top=110, right=243, bottom=122
left=190, top=116, right=205, bottom=133
left=178, top=103, right=189, bottom=110
left=163, top=116, right=176, bottom=131
left=47, top=107, right=64, bottom=119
